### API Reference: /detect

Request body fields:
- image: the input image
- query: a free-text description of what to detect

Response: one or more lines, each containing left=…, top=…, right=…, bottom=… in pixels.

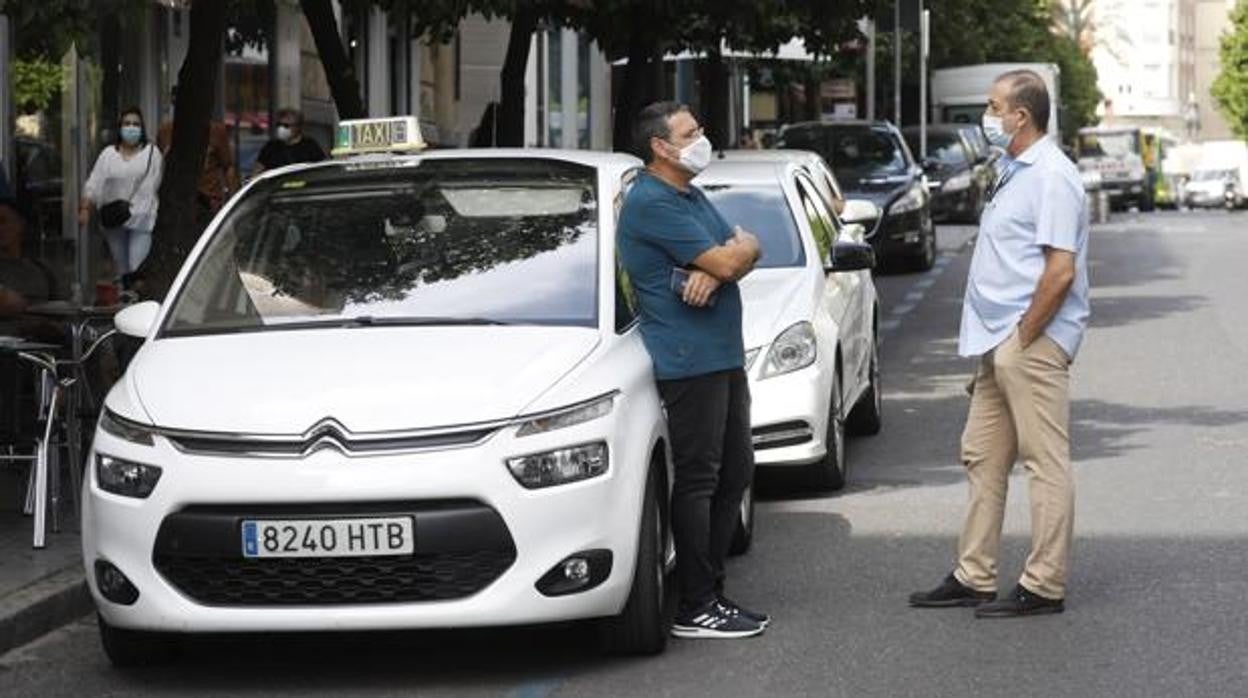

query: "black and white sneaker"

left=671, top=602, right=765, bottom=639
left=719, top=596, right=771, bottom=628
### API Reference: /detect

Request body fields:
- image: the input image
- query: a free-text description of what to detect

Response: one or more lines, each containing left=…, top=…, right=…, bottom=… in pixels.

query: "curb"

left=0, top=567, right=92, bottom=657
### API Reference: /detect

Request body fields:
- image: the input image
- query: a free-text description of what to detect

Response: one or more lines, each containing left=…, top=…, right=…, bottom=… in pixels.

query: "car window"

left=163, top=158, right=600, bottom=336
left=796, top=177, right=834, bottom=262
left=700, top=185, right=805, bottom=269
left=824, top=128, right=908, bottom=179
left=906, top=133, right=969, bottom=167
left=614, top=168, right=641, bottom=333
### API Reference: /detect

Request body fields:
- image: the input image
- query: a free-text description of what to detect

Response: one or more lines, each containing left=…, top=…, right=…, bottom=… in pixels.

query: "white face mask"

left=673, top=135, right=713, bottom=175
left=982, top=112, right=1014, bottom=149
left=276, top=125, right=293, bottom=143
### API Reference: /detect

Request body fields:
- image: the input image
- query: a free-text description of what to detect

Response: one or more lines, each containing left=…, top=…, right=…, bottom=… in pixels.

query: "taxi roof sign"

left=331, top=116, right=427, bottom=157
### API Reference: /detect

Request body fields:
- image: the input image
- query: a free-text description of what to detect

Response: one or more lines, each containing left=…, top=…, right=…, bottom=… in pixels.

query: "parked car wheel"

left=98, top=613, right=180, bottom=667
left=909, top=225, right=938, bottom=272
left=809, top=373, right=847, bottom=491
left=847, top=329, right=883, bottom=436
left=729, top=484, right=755, bottom=556
left=599, top=462, right=668, bottom=655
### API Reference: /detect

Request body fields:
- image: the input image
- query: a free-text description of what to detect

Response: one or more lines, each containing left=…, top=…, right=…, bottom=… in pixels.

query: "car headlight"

left=506, top=442, right=608, bottom=489
left=515, top=393, right=615, bottom=437
left=760, top=322, right=817, bottom=379
left=944, top=171, right=973, bottom=191
left=890, top=185, right=926, bottom=214
left=98, top=409, right=155, bottom=446
left=96, top=454, right=162, bottom=498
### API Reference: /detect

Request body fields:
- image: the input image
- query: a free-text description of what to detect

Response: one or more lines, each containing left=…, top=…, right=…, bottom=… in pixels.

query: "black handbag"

left=99, top=146, right=153, bottom=229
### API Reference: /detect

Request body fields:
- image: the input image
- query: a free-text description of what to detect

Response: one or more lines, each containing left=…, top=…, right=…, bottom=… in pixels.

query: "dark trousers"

left=657, top=368, right=754, bottom=612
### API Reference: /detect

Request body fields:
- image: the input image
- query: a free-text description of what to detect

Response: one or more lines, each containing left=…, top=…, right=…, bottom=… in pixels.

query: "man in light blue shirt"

left=911, top=70, right=1089, bottom=618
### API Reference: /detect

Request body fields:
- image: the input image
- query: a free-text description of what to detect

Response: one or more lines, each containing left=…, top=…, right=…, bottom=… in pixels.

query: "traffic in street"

left=4, top=208, right=1246, bottom=696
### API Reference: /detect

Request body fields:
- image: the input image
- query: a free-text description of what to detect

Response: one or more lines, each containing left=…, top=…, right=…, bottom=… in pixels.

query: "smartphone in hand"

left=671, top=268, right=717, bottom=306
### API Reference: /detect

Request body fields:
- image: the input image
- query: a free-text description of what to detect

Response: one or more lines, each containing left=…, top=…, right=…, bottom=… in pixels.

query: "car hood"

left=739, top=269, right=814, bottom=350
left=836, top=174, right=913, bottom=206
left=127, top=326, right=601, bottom=433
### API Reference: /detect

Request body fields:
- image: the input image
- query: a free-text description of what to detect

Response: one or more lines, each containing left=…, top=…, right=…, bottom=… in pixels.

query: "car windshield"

left=700, top=186, right=805, bottom=268
left=163, top=158, right=600, bottom=336
left=1079, top=131, right=1139, bottom=158
left=785, top=127, right=908, bottom=180
left=905, top=132, right=967, bottom=167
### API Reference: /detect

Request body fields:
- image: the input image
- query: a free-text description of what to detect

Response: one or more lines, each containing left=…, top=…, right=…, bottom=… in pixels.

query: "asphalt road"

left=4, top=211, right=1247, bottom=697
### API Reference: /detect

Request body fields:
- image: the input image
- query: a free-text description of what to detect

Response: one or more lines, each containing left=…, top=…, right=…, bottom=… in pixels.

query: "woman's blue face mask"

left=121, top=125, right=143, bottom=145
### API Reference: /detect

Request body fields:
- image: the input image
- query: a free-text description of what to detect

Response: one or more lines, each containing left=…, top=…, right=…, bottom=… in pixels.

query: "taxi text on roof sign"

left=332, top=116, right=427, bottom=157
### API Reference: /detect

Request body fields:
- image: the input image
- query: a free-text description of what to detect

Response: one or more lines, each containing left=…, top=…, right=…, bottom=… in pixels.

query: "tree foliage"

left=1212, top=0, right=1248, bottom=140
left=12, top=59, right=63, bottom=113
left=924, top=0, right=1101, bottom=142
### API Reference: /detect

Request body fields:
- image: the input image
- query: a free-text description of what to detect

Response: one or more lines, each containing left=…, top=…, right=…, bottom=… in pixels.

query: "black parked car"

left=777, top=120, right=936, bottom=271
left=903, top=124, right=991, bottom=224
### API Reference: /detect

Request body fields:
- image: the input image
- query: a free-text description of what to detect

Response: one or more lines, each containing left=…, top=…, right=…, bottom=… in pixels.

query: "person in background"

left=252, top=108, right=326, bottom=177
left=80, top=107, right=163, bottom=284
left=157, top=85, right=239, bottom=225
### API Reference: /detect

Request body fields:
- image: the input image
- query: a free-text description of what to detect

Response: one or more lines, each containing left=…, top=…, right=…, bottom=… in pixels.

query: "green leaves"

left=1212, top=1, right=1248, bottom=139
left=12, top=58, right=63, bottom=113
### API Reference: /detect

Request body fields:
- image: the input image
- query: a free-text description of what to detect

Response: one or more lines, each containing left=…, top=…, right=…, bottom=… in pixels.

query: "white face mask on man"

left=672, top=135, right=713, bottom=175
left=982, top=111, right=1018, bottom=150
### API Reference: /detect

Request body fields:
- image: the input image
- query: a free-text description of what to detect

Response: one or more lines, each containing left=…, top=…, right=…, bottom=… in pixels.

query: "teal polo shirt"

left=617, top=171, right=745, bottom=381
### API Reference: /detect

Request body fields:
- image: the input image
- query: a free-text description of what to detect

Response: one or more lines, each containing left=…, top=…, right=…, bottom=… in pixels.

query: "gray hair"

left=632, top=101, right=691, bottom=164
left=995, top=70, right=1050, bottom=132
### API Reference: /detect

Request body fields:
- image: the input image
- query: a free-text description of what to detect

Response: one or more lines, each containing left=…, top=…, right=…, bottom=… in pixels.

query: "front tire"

left=97, top=613, right=180, bottom=667
left=599, top=464, right=667, bottom=655
left=847, top=331, right=883, bottom=436
left=808, top=374, right=847, bottom=491
left=909, top=224, right=937, bottom=272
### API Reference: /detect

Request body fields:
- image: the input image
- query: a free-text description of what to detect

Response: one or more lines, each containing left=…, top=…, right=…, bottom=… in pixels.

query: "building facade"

left=1092, top=0, right=1198, bottom=135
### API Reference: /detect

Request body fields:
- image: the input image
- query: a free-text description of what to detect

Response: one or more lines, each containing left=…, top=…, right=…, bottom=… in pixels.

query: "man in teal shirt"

left=618, top=102, right=766, bottom=639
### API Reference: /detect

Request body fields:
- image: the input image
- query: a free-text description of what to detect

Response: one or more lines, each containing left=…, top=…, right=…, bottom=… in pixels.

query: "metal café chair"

left=10, top=329, right=116, bottom=548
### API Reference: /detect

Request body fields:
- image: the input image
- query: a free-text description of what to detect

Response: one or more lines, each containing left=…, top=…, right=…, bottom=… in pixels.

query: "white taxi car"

left=699, top=159, right=882, bottom=501
left=84, top=118, right=673, bottom=664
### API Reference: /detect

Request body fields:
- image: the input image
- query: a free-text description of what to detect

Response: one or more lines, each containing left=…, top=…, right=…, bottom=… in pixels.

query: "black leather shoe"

left=974, top=584, right=1064, bottom=618
left=909, top=573, right=997, bottom=607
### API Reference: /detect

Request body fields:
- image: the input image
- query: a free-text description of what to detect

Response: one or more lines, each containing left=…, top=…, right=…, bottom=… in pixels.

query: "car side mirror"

left=114, top=301, right=162, bottom=338
left=825, top=241, right=876, bottom=273
left=922, top=157, right=941, bottom=173
left=840, top=199, right=880, bottom=225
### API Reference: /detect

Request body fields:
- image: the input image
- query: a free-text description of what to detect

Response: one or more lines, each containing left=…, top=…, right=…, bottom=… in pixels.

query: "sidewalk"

left=0, top=473, right=92, bottom=657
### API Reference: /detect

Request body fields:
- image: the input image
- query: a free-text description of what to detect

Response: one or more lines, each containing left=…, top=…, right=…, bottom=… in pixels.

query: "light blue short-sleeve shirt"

left=958, top=136, right=1090, bottom=359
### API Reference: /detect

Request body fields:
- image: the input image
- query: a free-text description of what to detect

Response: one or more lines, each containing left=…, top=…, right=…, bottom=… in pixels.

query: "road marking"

left=914, top=277, right=936, bottom=290
left=891, top=303, right=915, bottom=316
left=880, top=319, right=902, bottom=332
left=904, top=291, right=925, bottom=302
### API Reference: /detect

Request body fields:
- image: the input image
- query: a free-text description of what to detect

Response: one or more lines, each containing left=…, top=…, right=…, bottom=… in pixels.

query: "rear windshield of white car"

left=162, top=158, right=599, bottom=336
left=701, top=186, right=806, bottom=269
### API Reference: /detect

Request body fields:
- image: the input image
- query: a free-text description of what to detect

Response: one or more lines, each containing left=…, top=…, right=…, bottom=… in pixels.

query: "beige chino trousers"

left=953, top=329, right=1075, bottom=600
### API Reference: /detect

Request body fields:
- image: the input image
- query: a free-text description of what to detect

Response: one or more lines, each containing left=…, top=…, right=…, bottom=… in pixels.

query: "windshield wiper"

left=340, top=315, right=511, bottom=327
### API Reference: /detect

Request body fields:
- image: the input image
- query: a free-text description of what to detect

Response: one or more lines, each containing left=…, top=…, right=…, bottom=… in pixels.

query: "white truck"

left=931, top=63, right=1062, bottom=144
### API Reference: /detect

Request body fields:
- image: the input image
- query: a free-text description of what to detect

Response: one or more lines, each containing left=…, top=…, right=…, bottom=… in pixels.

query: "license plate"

left=241, top=517, right=414, bottom=558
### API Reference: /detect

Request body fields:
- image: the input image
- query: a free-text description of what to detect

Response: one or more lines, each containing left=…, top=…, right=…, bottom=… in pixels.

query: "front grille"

left=154, top=550, right=516, bottom=606
left=152, top=500, right=516, bottom=607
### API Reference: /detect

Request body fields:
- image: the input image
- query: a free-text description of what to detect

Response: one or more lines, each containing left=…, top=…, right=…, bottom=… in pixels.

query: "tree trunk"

left=496, top=6, right=537, bottom=147
left=300, top=0, right=365, bottom=119
left=613, top=19, right=663, bottom=155
left=133, top=0, right=227, bottom=301
left=701, top=48, right=729, bottom=149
